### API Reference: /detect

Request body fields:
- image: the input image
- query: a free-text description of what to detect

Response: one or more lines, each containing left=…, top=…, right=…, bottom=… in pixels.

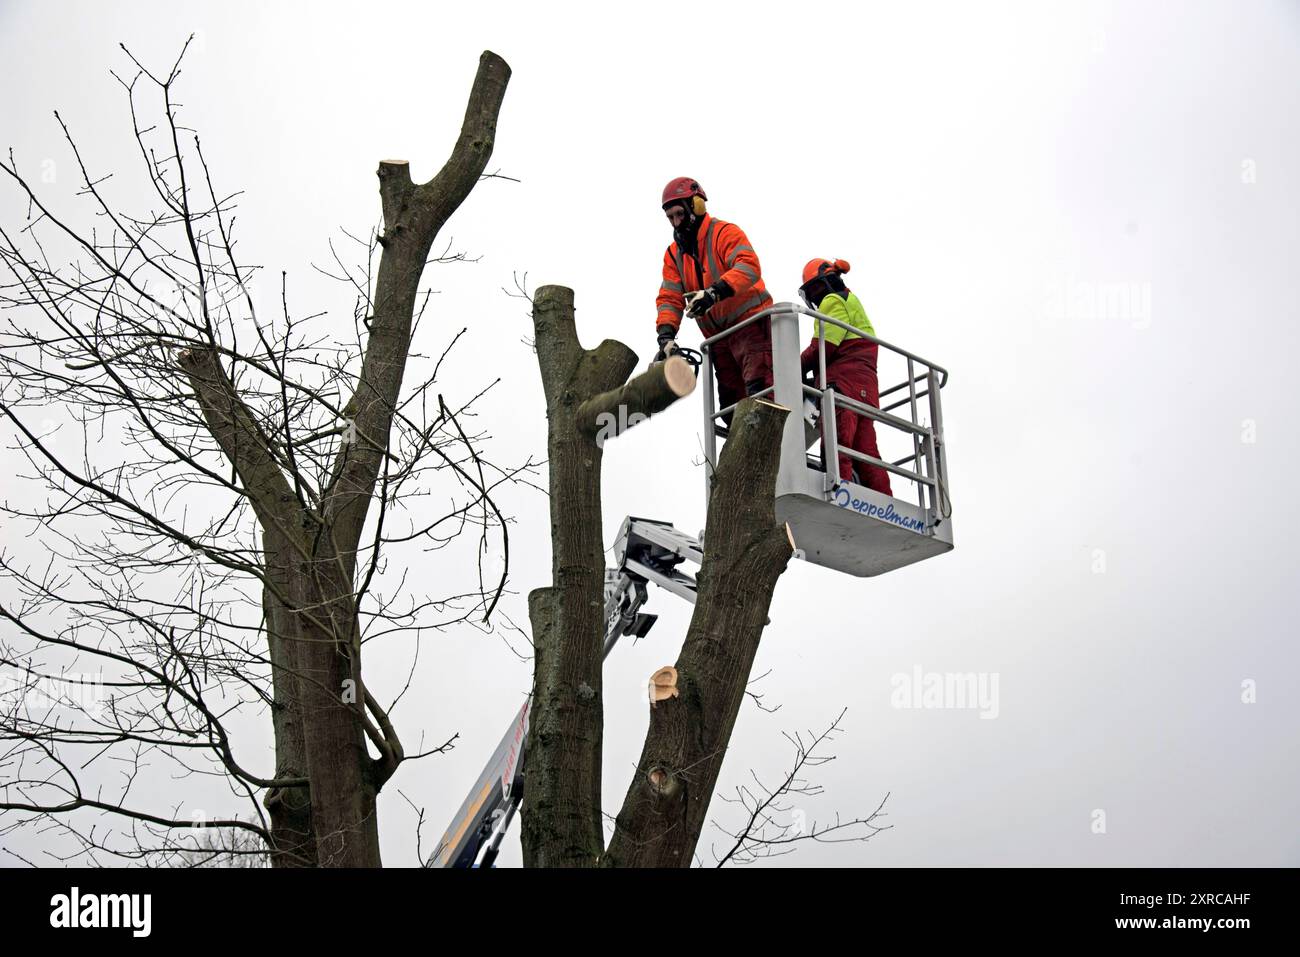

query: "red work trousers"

left=822, top=340, right=892, bottom=495
left=710, top=317, right=773, bottom=414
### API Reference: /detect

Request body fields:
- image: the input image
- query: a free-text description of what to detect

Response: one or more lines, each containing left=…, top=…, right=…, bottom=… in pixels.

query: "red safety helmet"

left=801, top=258, right=851, bottom=284
left=799, top=258, right=851, bottom=307
left=661, top=176, right=708, bottom=209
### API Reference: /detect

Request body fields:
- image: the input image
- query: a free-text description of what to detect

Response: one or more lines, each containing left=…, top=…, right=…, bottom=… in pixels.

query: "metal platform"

left=701, top=302, right=953, bottom=577
left=776, top=483, right=952, bottom=577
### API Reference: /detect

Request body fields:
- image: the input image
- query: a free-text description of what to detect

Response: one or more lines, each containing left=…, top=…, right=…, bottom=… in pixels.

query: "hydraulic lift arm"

left=429, top=517, right=701, bottom=868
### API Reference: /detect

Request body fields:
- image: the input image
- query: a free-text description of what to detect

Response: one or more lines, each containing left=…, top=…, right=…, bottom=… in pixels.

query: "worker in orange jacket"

left=653, top=177, right=774, bottom=415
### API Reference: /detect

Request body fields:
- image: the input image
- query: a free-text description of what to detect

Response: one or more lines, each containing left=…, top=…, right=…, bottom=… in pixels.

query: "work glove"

left=684, top=288, right=718, bottom=318
left=685, top=280, right=734, bottom=319
left=653, top=324, right=679, bottom=363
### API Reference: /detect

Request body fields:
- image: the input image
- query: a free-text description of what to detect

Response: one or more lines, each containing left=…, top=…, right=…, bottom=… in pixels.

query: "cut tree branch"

left=575, top=355, right=696, bottom=444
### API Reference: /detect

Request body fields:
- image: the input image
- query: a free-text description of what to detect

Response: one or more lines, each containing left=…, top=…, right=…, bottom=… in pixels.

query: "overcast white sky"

left=1, top=0, right=1297, bottom=867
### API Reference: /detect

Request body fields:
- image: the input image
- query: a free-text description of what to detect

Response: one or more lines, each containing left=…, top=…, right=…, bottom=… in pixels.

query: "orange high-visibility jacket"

left=655, top=215, right=773, bottom=338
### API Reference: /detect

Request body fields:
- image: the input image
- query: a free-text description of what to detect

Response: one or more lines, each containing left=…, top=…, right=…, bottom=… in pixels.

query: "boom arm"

left=430, top=517, right=702, bottom=868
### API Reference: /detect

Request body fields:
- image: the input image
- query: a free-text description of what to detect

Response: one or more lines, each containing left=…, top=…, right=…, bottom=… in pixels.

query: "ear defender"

left=692, top=195, right=707, bottom=216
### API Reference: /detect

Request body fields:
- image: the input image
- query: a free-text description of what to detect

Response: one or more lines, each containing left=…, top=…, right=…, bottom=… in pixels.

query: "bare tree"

left=0, top=42, right=518, bottom=867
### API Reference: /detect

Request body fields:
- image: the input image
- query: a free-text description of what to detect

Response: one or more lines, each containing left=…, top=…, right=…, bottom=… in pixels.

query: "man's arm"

left=715, top=223, right=763, bottom=298
left=802, top=295, right=858, bottom=374
left=656, top=247, right=685, bottom=333
left=800, top=339, right=835, bottom=376
left=814, top=294, right=854, bottom=347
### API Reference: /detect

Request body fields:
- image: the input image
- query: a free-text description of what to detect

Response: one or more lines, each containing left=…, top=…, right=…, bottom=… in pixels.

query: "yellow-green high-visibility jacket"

left=812, top=292, right=875, bottom=345
left=801, top=291, right=879, bottom=378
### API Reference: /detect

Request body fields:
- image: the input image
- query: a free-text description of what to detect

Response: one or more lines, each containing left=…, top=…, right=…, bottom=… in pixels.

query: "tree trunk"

left=521, top=285, right=640, bottom=866
left=604, top=398, right=793, bottom=867
left=290, top=557, right=380, bottom=867
left=262, top=530, right=316, bottom=868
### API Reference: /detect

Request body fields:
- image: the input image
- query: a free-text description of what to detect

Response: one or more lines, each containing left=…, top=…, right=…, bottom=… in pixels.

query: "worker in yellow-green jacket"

left=798, top=258, right=892, bottom=496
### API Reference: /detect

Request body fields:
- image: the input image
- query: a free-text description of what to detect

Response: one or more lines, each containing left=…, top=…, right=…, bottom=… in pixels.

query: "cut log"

left=575, top=355, right=696, bottom=444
